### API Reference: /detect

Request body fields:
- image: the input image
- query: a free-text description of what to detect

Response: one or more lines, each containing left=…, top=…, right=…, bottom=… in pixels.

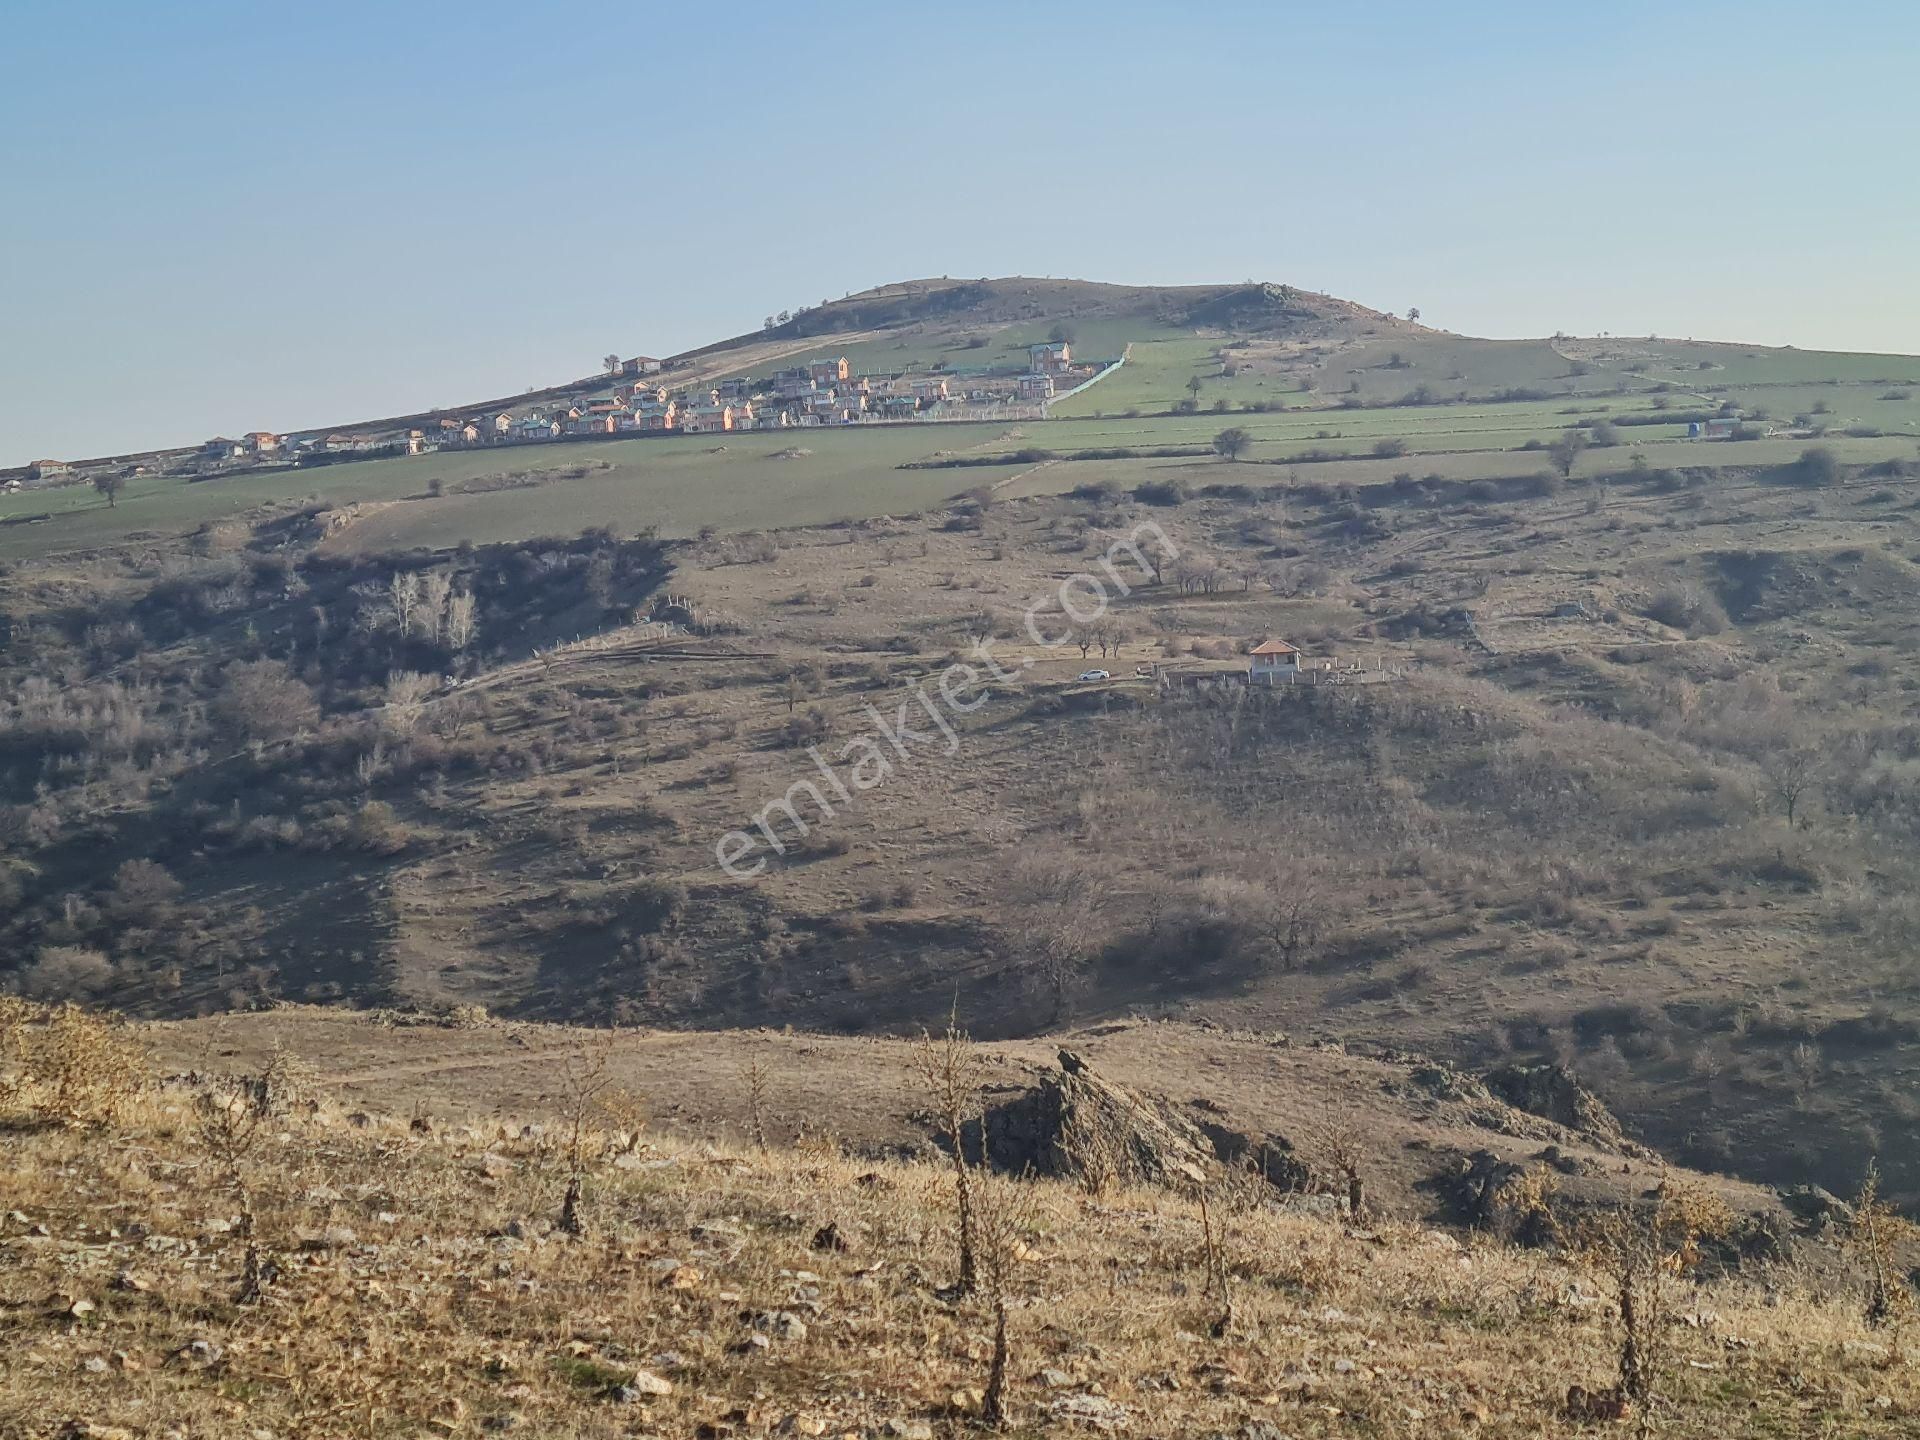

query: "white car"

left=1077, top=669, right=1110, bottom=682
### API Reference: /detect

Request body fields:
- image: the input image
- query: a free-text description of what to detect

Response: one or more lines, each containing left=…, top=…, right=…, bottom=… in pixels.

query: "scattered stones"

left=751, top=1310, right=808, bottom=1342
left=1048, top=1394, right=1130, bottom=1431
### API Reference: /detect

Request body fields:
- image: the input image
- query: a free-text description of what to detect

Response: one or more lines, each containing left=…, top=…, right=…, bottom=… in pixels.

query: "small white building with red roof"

left=1247, top=637, right=1303, bottom=684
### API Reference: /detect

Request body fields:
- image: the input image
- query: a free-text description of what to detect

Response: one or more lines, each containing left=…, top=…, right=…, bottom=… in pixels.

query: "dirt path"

left=313, top=1042, right=592, bottom=1087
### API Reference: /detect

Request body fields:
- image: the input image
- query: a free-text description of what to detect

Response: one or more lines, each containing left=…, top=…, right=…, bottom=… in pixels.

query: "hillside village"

left=4, top=341, right=1110, bottom=495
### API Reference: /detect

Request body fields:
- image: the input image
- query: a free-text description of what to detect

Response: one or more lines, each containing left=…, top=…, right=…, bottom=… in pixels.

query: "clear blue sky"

left=4, top=0, right=1916, bottom=465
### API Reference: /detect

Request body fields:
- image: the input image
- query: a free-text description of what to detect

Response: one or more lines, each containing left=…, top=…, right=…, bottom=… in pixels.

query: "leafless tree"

left=1305, top=1105, right=1367, bottom=1218
left=388, top=571, right=422, bottom=639
left=381, top=670, right=437, bottom=736
left=972, top=1160, right=1037, bottom=1429
left=445, top=591, right=478, bottom=651
left=418, top=571, right=453, bottom=642
left=1007, top=851, right=1099, bottom=1022
left=195, top=1080, right=269, bottom=1302
left=741, top=1054, right=771, bottom=1153
left=219, top=659, right=319, bottom=740
left=1762, top=744, right=1821, bottom=829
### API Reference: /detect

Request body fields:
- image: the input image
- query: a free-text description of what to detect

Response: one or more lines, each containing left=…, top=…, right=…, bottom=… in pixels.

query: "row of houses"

left=178, top=342, right=1087, bottom=465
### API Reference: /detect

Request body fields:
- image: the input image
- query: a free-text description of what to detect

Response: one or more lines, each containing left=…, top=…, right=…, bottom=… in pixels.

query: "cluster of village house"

left=144, top=344, right=1082, bottom=467
left=414, top=342, right=1081, bottom=449
left=4, top=344, right=1083, bottom=488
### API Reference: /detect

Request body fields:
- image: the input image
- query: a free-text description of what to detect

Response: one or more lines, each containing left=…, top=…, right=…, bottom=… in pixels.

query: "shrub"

left=626, top=877, right=688, bottom=932
left=1792, top=446, right=1842, bottom=487
left=0, top=999, right=146, bottom=1126
left=20, top=946, right=116, bottom=1001
left=1643, top=585, right=1729, bottom=635
left=1133, top=479, right=1190, bottom=507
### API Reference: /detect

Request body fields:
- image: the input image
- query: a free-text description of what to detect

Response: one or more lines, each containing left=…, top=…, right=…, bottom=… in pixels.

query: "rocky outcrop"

left=1482, top=1063, right=1640, bottom=1155
left=1778, top=1184, right=1854, bottom=1233
left=1424, top=1149, right=1558, bottom=1244
left=975, top=1050, right=1215, bottom=1189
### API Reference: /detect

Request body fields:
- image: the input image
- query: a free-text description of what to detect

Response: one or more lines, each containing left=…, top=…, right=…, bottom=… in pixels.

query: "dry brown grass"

left=2, top=1068, right=1916, bottom=1439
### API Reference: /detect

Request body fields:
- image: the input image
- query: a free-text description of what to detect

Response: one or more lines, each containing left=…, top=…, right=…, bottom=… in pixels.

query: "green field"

left=0, top=425, right=1022, bottom=559
left=998, top=431, right=1918, bottom=500
left=10, top=307, right=1917, bottom=563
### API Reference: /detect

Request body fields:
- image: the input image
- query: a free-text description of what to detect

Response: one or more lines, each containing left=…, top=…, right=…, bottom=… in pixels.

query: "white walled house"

left=1247, top=638, right=1303, bottom=684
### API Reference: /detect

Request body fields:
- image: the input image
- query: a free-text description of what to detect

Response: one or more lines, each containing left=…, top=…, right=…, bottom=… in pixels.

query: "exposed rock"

left=1482, top=1063, right=1638, bottom=1153
left=1423, top=1150, right=1556, bottom=1244
left=1778, top=1185, right=1853, bottom=1232
left=973, top=1052, right=1213, bottom=1189
left=1409, top=1064, right=1492, bottom=1104
left=751, top=1310, right=808, bottom=1342
left=1192, top=1120, right=1313, bottom=1192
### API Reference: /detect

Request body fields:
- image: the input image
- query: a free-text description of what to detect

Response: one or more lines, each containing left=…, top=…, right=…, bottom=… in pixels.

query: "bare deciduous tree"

left=381, top=670, right=437, bottom=737
left=445, top=591, right=478, bottom=651
left=388, top=572, right=422, bottom=639
left=1762, top=744, right=1821, bottom=829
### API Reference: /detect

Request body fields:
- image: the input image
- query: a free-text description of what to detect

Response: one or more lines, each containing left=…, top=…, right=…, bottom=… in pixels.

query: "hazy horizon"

left=5, top=0, right=1917, bottom=466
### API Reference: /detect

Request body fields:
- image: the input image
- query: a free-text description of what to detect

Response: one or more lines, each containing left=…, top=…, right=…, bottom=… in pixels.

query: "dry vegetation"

left=3, top=1003, right=1918, bottom=1439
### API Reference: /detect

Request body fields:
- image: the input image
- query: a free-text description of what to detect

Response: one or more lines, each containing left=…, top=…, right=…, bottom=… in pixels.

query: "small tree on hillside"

left=1762, top=743, right=1821, bottom=828
left=1549, top=429, right=1588, bottom=479
left=556, top=1038, right=613, bottom=1235
left=1186, top=375, right=1205, bottom=401
left=93, top=473, right=126, bottom=508
left=1212, top=426, right=1252, bottom=462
